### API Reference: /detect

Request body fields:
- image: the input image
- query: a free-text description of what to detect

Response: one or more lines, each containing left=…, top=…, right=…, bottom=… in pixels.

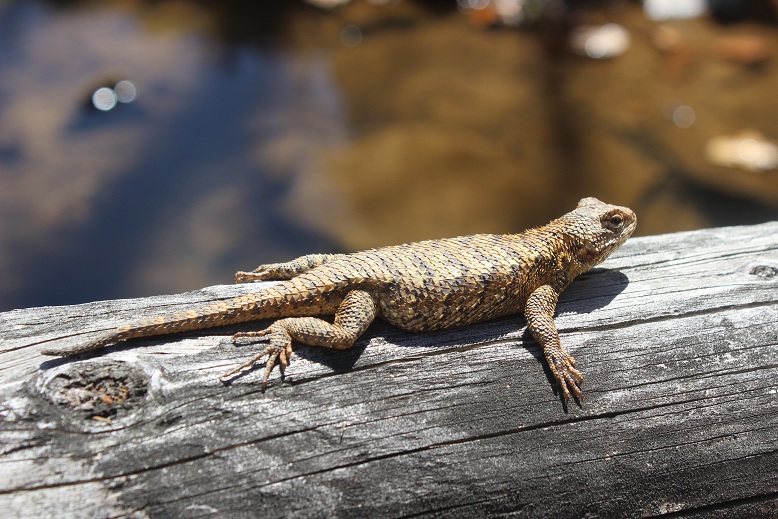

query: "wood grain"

left=1, top=222, right=776, bottom=518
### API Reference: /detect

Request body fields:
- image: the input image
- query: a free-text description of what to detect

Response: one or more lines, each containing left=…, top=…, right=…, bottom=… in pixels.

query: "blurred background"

left=1, top=0, right=778, bottom=311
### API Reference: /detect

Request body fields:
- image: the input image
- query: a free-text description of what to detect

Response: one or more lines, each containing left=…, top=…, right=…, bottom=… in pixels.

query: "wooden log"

left=1, top=222, right=776, bottom=518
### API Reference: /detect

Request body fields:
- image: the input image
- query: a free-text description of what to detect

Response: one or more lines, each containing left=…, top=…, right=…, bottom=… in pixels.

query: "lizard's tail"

left=41, top=330, right=131, bottom=357
left=40, top=290, right=289, bottom=357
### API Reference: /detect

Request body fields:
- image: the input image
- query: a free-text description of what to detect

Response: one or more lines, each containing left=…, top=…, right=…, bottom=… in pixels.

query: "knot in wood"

left=39, top=360, right=147, bottom=421
left=749, top=265, right=777, bottom=279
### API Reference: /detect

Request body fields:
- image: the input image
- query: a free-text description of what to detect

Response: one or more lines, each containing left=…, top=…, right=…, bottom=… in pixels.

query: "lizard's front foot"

left=234, top=269, right=271, bottom=283
left=219, top=327, right=294, bottom=390
left=544, top=345, right=583, bottom=403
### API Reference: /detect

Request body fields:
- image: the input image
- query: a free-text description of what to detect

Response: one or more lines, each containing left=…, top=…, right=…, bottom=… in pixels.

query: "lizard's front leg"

left=524, top=284, right=583, bottom=402
left=235, top=254, right=346, bottom=282
left=219, top=290, right=378, bottom=389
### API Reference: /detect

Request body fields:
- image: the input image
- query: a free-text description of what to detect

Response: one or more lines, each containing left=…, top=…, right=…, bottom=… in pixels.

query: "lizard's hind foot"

left=219, top=328, right=294, bottom=391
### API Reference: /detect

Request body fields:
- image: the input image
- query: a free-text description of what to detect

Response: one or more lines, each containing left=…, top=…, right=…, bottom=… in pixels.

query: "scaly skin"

left=42, top=197, right=636, bottom=402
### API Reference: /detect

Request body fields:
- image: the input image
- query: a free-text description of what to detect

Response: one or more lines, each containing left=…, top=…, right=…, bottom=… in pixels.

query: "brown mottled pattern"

left=43, top=197, right=636, bottom=402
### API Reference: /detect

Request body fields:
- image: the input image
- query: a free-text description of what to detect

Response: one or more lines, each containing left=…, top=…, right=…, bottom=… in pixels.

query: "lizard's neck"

left=510, top=220, right=597, bottom=287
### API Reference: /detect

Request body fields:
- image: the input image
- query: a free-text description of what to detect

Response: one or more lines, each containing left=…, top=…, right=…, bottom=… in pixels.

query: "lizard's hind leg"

left=235, top=254, right=346, bottom=282
left=219, top=290, right=378, bottom=389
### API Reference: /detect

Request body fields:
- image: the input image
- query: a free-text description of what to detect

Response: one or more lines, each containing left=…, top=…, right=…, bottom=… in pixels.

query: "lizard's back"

left=298, top=233, right=546, bottom=332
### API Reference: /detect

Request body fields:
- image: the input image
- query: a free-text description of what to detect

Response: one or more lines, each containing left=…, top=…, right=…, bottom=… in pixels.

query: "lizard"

left=42, top=197, right=636, bottom=402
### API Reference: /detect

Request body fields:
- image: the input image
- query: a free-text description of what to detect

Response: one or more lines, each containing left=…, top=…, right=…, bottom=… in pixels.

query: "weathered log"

left=1, top=222, right=776, bottom=518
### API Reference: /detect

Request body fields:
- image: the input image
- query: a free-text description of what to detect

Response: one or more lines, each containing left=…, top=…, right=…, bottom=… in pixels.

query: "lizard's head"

left=564, top=197, right=637, bottom=269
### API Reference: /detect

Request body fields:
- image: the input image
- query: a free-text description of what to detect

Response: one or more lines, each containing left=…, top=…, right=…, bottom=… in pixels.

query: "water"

left=1, top=0, right=777, bottom=311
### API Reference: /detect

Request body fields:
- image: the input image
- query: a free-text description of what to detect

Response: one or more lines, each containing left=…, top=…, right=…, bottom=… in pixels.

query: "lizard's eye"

left=604, top=213, right=624, bottom=230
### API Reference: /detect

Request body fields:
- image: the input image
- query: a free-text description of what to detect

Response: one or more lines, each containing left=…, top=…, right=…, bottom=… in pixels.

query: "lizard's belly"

left=376, top=277, right=526, bottom=332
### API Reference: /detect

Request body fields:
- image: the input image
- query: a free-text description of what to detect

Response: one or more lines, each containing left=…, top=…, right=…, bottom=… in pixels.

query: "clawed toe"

left=545, top=348, right=584, bottom=403
left=219, top=344, right=287, bottom=389
left=234, top=269, right=269, bottom=283
left=218, top=355, right=261, bottom=383
left=220, top=327, right=293, bottom=391
left=563, top=371, right=584, bottom=402
left=233, top=329, right=272, bottom=343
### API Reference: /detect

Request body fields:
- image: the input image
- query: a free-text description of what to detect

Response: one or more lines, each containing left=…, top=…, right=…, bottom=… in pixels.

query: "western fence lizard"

left=42, top=197, right=636, bottom=402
